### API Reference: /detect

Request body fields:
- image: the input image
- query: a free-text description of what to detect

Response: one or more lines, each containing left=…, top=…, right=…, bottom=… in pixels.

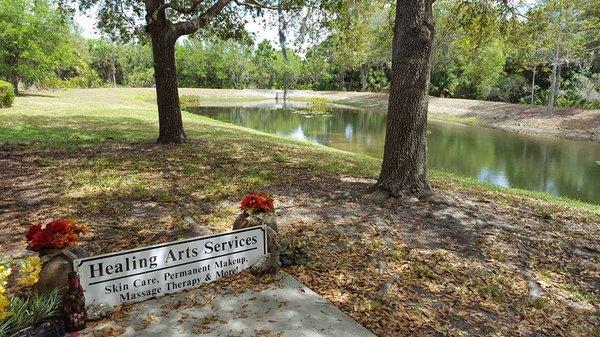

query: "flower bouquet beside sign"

left=26, top=219, right=87, bottom=253
left=233, top=192, right=285, bottom=274
left=233, top=193, right=278, bottom=252
left=73, top=226, right=267, bottom=307
left=0, top=218, right=81, bottom=337
left=25, top=219, right=89, bottom=295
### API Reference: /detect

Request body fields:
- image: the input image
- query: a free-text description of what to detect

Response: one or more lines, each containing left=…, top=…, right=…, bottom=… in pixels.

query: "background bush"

left=0, top=80, right=15, bottom=108
left=483, top=74, right=528, bottom=103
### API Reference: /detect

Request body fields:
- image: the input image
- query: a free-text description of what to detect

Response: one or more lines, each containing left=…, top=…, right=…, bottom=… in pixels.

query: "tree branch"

left=234, top=0, right=277, bottom=10
left=172, top=0, right=298, bottom=38
left=174, top=0, right=232, bottom=37
left=158, top=0, right=205, bottom=16
left=235, top=0, right=300, bottom=10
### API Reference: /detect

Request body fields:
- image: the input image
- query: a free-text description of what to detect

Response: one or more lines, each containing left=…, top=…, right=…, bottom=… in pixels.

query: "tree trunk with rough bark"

left=376, top=0, right=434, bottom=197
left=147, top=1, right=186, bottom=144
left=140, top=0, right=279, bottom=143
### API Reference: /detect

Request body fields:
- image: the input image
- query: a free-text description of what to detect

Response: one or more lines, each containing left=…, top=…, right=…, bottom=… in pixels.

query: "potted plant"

left=233, top=192, right=286, bottom=274
left=233, top=192, right=277, bottom=232
left=25, top=219, right=89, bottom=294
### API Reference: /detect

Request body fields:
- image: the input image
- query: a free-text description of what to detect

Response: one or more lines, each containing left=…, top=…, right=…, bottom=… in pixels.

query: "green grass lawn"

left=1, top=88, right=597, bottom=217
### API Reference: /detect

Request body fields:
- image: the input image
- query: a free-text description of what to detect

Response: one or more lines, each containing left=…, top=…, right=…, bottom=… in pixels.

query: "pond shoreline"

left=23, top=87, right=598, bottom=142
left=182, top=88, right=598, bottom=143
left=283, top=90, right=600, bottom=143
left=189, top=102, right=600, bottom=204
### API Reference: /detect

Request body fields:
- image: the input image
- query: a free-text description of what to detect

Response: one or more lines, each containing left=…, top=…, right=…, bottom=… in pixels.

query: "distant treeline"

left=1, top=0, right=598, bottom=108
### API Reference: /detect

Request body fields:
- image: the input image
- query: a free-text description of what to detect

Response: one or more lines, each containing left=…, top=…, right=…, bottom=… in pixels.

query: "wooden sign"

left=73, top=227, right=267, bottom=306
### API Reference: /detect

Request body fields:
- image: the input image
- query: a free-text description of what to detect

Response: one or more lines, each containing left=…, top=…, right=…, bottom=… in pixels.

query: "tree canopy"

left=0, top=0, right=597, bottom=109
left=0, top=0, right=78, bottom=93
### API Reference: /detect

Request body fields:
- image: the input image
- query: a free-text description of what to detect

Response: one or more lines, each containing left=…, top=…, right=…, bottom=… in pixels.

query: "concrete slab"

left=83, top=272, right=375, bottom=337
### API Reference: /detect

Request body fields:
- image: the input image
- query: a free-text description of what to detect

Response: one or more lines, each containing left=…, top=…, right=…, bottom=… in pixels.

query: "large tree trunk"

left=546, top=48, right=559, bottom=114
left=150, top=26, right=186, bottom=144
left=143, top=0, right=232, bottom=144
left=375, top=0, right=434, bottom=197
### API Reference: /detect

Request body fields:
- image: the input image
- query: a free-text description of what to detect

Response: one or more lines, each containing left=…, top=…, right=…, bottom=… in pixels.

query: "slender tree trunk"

left=531, top=65, right=536, bottom=105
left=556, top=63, right=561, bottom=94
left=360, top=65, right=368, bottom=92
left=10, top=74, right=19, bottom=95
left=376, top=0, right=434, bottom=197
left=150, top=26, right=186, bottom=144
left=278, top=0, right=289, bottom=102
left=546, top=48, right=559, bottom=114
left=111, top=52, right=117, bottom=87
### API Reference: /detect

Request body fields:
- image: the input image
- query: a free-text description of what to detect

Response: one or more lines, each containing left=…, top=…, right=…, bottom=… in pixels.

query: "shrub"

left=179, top=95, right=199, bottom=110
left=64, top=67, right=103, bottom=88
left=125, top=69, right=155, bottom=87
left=430, top=70, right=458, bottom=97
left=366, top=67, right=389, bottom=92
left=484, top=74, right=528, bottom=103
left=38, top=77, right=69, bottom=91
left=307, top=97, right=330, bottom=113
left=555, top=94, right=600, bottom=109
left=0, top=80, right=15, bottom=108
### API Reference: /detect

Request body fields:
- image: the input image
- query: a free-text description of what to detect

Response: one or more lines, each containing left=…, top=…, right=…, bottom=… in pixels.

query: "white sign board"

left=73, top=226, right=267, bottom=306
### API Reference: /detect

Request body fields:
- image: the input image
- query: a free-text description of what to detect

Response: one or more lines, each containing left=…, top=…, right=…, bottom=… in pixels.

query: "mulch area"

left=273, top=175, right=599, bottom=336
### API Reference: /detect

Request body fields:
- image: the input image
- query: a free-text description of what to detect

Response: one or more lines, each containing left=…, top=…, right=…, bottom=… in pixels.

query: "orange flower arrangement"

left=240, top=192, right=274, bottom=214
left=26, top=219, right=87, bottom=251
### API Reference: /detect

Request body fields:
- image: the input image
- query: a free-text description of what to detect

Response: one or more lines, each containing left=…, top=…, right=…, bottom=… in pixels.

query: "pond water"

left=189, top=102, right=600, bottom=204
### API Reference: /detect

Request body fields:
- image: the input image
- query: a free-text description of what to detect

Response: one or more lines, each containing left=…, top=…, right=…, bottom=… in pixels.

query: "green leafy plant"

left=0, top=289, right=61, bottom=337
left=306, top=97, right=331, bottom=114
left=0, top=81, right=15, bottom=108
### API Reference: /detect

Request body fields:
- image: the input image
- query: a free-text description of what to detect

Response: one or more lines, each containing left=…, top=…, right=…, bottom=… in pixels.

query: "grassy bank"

left=1, top=88, right=597, bottom=215
left=1, top=88, right=598, bottom=336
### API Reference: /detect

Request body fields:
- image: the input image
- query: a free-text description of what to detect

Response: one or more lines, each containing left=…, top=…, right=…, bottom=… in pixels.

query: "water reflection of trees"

left=191, top=106, right=600, bottom=204
left=427, top=122, right=600, bottom=203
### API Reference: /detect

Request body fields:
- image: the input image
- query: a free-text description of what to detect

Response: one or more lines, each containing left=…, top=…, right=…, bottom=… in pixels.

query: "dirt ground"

left=1, top=140, right=597, bottom=336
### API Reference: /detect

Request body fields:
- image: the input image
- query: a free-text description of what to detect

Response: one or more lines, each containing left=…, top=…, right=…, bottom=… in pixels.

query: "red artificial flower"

left=47, top=219, right=71, bottom=234
left=240, top=192, right=274, bottom=214
left=50, top=233, right=78, bottom=249
left=70, top=222, right=88, bottom=235
left=26, top=218, right=86, bottom=251
left=28, top=228, right=53, bottom=251
left=26, top=224, right=42, bottom=241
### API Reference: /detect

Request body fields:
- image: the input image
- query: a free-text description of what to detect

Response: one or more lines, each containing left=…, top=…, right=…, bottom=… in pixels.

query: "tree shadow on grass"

left=0, top=134, right=597, bottom=334
left=268, top=172, right=598, bottom=292
left=0, top=115, right=157, bottom=145
left=268, top=174, right=599, bottom=335
left=18, top=92, right=58, bottom=98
